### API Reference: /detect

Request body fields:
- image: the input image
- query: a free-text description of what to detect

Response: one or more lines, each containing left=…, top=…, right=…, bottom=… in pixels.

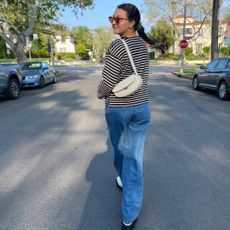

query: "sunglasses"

left=108, top=16, right=128, bottom=24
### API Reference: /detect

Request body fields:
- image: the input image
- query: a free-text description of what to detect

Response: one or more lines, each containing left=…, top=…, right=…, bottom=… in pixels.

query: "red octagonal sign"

left=179, top=40, right=188, bottom=49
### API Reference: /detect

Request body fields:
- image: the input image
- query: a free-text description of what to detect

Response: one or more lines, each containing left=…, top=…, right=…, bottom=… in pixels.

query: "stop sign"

left=179, top=40, right=188, bottom=49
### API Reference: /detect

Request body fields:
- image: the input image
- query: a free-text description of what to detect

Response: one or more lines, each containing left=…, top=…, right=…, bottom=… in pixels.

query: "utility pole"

left=211, top=0, right=220, bottom=60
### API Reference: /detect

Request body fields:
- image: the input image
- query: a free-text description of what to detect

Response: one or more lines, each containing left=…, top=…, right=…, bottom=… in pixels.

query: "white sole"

left=116, top=176, right=123, bottom=188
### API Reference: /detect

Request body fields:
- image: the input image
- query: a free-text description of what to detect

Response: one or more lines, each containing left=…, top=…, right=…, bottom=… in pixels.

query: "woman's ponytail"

left=137, top=22, right=157, bottom=45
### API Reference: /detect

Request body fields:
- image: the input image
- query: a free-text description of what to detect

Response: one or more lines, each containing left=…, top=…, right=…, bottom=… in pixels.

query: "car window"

left=215, top=59, right=228, bottom=69
left=206, top=59, right=219, bottom=69
left=43, top=62, right=49, bottom=69
left=226, top=60, right=230, bottom=68
left=22, top=62, right=42, bottom=70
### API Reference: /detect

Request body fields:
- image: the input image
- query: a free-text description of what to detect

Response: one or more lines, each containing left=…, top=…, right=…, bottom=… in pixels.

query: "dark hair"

left=117, top=3, right=156, bottom=45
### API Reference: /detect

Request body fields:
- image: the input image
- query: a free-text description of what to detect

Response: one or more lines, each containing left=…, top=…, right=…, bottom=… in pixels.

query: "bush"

left=149, top=52, right=155, bottom=60
left=186, top=53, right=209, bottom=61
left=185, top=47, right=193, bottom=56
left=220, top=47, right=228, bottom=56
left=203, top=46, right=210, bottom=54
left=55, top=52, right=76, bottom=60
left=156, top=53, right=180, bottom=60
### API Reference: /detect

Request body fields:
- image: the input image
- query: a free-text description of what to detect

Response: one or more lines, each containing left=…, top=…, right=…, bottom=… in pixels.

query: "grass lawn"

left=0, top=58, right=17, bottom=63
left=175, top=68, right=197, bottom=77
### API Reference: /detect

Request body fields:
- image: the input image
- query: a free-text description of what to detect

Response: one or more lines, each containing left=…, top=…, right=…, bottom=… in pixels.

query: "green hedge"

left=55, top=52, right=76, bottom=60
left=185, top=47, right=193, bottom=56
left=156, top=53, right=181, bottom=60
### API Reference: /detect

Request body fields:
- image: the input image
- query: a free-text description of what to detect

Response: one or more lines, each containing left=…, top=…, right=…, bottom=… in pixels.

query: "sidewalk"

left=149, top=59, right=207, bottom=67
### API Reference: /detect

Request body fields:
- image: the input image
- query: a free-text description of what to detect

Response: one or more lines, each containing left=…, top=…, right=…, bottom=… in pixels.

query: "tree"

left=30, top=33, right=49, bottom=58
left=143, top=0, right=212, bottom=42
left=150, top=19, right=174, bottom=54
left=0, top=37, right=7, bottom=58
left=223, top=3, right=230, bottom=19
left=93, top=26, right=113, bottom=60
left=71, top=26, right=93, bottom=59
left=211, top=0, right=221, bottom=60
left=0, top=0, right=94, bottom=63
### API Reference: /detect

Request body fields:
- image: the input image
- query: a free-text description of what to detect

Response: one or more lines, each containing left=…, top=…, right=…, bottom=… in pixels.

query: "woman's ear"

left=129, top=20, right=135, bottom=29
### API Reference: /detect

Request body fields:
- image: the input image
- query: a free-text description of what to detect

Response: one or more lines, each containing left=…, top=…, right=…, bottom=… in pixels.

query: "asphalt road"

left=0, top=65, right=230, bottom=230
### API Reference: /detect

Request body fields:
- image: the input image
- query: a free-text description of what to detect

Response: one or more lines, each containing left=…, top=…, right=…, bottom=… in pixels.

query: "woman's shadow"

left=78, top=138, right=122, bottom=230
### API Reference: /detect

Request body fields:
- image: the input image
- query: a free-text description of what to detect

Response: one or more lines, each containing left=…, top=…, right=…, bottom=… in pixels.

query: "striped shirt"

left=97, top=36, right=149, bottom=107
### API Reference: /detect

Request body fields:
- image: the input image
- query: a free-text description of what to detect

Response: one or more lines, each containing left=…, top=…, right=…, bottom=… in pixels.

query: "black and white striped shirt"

left=97, top=36, right=149, bottom=107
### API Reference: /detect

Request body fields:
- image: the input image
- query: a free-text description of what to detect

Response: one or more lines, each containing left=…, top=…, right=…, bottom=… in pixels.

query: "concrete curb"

left=171, top=71, right=193, bottom=80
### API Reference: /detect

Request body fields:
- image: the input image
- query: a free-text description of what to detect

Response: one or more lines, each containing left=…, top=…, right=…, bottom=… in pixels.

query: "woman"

left=97, top=3, right=155, bottom=230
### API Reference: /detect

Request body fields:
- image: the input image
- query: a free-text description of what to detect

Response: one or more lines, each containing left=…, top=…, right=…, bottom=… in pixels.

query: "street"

left=0, top=65, right=230, bottom=230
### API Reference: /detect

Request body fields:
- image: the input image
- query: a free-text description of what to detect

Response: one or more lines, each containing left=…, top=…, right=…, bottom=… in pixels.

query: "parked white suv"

left=0, top=64, right=22, bottom=99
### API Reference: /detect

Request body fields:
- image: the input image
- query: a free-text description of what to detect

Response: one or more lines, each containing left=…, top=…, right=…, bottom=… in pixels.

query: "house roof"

left=174, top=15, right=229, bottom=26
left=174, top=15, right=193, bottom=19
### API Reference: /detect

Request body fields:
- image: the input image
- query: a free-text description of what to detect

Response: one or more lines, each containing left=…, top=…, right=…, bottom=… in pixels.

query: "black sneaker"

left=116, top=176, right=123, bottom=190
left=121, top=218, right=138, bottom=230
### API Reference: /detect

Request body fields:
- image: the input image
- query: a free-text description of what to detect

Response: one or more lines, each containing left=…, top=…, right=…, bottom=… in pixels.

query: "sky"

left=59, top=0, right=230, bottom=32
left=59, top=0, right=150, bottom=31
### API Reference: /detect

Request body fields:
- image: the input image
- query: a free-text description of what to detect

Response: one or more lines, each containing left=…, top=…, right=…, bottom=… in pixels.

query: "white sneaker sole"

left=116, top=176, right=123, bottom=188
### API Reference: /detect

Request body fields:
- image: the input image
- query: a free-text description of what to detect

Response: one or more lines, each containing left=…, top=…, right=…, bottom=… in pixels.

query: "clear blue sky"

left=59, top=0, right=149, bottom=30
left=59, top=0, right=230, bottom=32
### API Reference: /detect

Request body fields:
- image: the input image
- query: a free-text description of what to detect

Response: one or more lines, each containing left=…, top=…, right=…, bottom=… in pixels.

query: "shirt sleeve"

left=97, top=40, right=124, bottom=99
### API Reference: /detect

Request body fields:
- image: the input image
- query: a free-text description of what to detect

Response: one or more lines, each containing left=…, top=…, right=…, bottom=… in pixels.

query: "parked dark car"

left=192, top=58, right=230, bottom=100
left=21, top=61, right=57, bottom=88
left=0, top=64, right=22, bottom=99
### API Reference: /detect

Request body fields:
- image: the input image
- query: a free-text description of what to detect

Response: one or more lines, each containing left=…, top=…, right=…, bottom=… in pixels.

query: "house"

left=172, top=15, right=230, bottom=55
left=53, top=30, right=75, bottom=54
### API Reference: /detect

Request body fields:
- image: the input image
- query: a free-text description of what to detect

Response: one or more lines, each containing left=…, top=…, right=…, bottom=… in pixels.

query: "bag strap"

left=120, top=39, right=138, bottom=75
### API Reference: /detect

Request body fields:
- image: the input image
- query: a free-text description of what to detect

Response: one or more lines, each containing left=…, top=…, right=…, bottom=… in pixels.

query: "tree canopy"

left=70, top=26, right=93, bottom=59
left=0, top=0, right=94, bottom=63
left=150, top=19, right=174, bottom=54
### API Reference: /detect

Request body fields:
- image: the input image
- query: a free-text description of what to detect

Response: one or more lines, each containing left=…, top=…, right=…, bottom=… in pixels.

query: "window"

left=21, top=62, right=42, bottom=70
left=180, top=28, right=193, bottom=35
left=60, top=48, right=66, bottom=52
left=206, top=59, right=219, bottom=69
left=61, top=36, right=65, bottom=43
left=219, top=27, right=224, bottom=35
left=226, top=60, right=230, bottom=68
left=216, top=59, right=228, bottom=69
left=185, top=28, right=193, bottom=34
left=43, top=62, right=49, bottom=69
left=195, top=44, right=202, bottom=54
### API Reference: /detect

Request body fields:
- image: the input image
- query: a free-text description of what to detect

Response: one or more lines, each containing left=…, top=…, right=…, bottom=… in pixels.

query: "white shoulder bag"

left=112, top=39, right=143, bottom=97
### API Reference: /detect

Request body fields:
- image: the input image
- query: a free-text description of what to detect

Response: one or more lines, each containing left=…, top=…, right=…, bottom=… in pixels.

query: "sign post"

left=179, top=40, right=188, bottom=74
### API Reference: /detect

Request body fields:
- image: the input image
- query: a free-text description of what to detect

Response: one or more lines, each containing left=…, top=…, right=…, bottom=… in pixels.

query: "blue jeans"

left=105, top=103, right=151, bottom=223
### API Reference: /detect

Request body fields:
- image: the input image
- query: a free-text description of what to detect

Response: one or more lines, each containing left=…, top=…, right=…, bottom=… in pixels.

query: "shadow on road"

left=78, top=138, right=122, bottom=230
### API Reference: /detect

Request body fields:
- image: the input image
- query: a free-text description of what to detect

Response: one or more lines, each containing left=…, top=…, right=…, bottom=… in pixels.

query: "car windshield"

left=205, top=59, right=219, bottom=69
left=21, top=62, right=42, bottom=70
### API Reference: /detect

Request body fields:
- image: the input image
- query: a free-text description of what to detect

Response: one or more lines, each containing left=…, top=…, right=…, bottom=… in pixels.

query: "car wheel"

left=192, top=77, right=200, bottom=90
left=6, top=78, right=20, bottom=99
left=218, top=81, right=228, bottom=100
left=40, top=76, right=45, bottom=88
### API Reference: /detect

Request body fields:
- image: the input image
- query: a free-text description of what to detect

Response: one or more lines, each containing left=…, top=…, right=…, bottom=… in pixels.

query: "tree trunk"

left=15, top=34, right=27, bottom=63
left=15, top=47, right=27, bottom=63
left=211, top=0, right=220, bottom=60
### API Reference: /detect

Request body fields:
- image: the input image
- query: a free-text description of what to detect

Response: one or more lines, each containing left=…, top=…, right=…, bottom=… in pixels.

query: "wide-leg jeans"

left=105, top=103, right=151, bottom=223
